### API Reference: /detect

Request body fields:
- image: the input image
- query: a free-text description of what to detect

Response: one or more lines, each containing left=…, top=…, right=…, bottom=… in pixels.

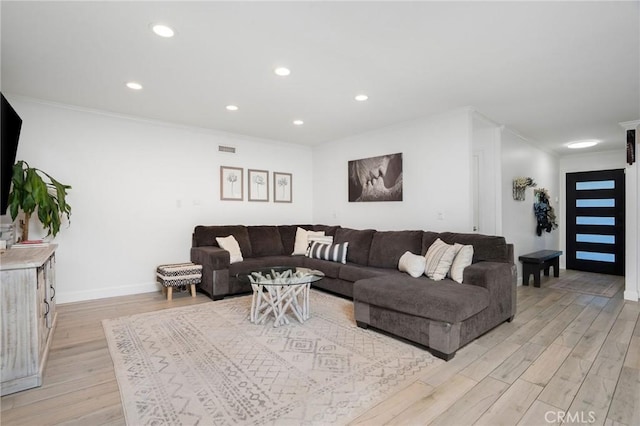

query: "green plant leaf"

left=8, top=161, right=72, bottom=238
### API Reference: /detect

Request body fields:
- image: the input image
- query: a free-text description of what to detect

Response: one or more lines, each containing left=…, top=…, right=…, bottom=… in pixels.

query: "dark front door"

left=566, top=169, right=625, bottom=275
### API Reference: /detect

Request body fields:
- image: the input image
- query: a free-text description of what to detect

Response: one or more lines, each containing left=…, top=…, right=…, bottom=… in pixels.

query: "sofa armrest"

left=463, top=261, right=517, bottom=317
left=190, top=246, right=230, bottom=300
left=191, top=246, right=230, bottom=270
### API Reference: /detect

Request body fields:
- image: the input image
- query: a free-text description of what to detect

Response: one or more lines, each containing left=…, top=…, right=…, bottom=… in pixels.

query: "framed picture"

left=248, top=169, right=269, bottom=202
left=220, top=166, right=244, bottom=201
left=348, top=153, right=403, bottom=202
left=273, top=172, right=292, bottom=203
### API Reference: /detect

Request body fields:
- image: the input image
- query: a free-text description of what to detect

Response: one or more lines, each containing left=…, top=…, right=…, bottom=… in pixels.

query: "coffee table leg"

left=275, top=286, right=292, bottom=327
left=303, top=283, right=310, bottom=320
left=287, top=285, right=306, bottom=324
left=250, top=284, right=258, bottom=322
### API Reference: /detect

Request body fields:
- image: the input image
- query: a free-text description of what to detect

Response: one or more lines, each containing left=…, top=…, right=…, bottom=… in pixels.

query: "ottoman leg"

left=190, top=284, right=197, bottom=297
left=162, top=286, right=167, bottom=295
left=167, top=287, right=173, bottom=301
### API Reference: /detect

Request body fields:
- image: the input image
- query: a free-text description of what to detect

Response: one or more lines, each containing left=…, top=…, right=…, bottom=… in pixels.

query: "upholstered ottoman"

left=156, top=263, right=202, bottom=301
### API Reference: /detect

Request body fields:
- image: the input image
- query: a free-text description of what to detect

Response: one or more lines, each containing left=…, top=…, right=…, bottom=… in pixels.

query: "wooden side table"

left=518, top=250, right=562, bottom=287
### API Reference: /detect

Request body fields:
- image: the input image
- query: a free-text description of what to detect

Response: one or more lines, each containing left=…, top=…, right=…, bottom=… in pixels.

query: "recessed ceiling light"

left=126, top=82, right=143, bottom=90
left=293, top=120, right=304, bottom=126
left=152, top=24, right=175, bottom=38
left=226, top=105, right=239, bottom=111
left=567, top=140, right=599, bottom=149
left=355, top=94, right=369, bottom=101
left=274, top=67, right=291, bottom=76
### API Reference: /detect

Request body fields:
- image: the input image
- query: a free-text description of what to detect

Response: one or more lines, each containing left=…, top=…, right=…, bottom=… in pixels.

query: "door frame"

left=566, top=169, right=625, bottom=275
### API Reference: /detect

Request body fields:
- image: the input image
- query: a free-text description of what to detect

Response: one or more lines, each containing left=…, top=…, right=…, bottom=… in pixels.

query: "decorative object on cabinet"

left=273, top=172, right=292, bottom=203
left=512, top=176, right=536, bottom=201
left=348, top=153, right=403, bottom=202
left=0, top=245, right=57, bottom=395
left=533, top=188, right=558, bottom=236
left=248, top=169, right=269, bottom=202
left=220, top=166, right=244, bottom=201
left=8, top=161, right=72, bottom=241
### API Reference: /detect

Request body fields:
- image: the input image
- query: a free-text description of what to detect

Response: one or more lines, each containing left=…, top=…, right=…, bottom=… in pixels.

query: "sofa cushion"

left=228, top=256, right=302, bottom=276
left=301, top=257, right=341, bottom=278
left=421, top=231, right=440, bottom=256
left=278, top=225, right=313, bottom=255
left=334, top=228, right=375, bottom=266
left=338, top=263, right=397, bottom=282
left=248, top=226, right=285, bottom=257
left=368, top=230, right=423, bottom=268
left=438, top=232, right=508, bottom=263
left=354, top=276, right=490, bottom=324
left=193, top=225, right=253, bottom=258
left=312, top=225, right=341, bottom=236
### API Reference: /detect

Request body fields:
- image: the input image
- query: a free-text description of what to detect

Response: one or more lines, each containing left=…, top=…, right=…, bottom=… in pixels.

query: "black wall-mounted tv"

left=1, top=93, right=22, bottom=215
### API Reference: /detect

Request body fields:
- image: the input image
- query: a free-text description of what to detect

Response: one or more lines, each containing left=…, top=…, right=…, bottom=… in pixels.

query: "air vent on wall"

left=218, top=145, right=236, bottom=154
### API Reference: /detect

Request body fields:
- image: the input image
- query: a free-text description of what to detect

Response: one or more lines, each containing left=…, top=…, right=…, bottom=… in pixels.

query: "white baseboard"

left=58, top=281, right=160, bottom=304
left=623, top=290, right=639, bottom=302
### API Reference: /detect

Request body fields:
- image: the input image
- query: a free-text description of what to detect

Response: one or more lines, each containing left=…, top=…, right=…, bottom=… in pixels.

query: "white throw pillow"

left=216, top=235, right=243, bottom=264
left=398, top=251, right=427, bottom=278
left=424, top=238, right=458, bottom=281
left=308, top=235, right=333, bottom=245
left=449, top=244, right=474, bottom=283
left=292, top=227, right=325, bottom=255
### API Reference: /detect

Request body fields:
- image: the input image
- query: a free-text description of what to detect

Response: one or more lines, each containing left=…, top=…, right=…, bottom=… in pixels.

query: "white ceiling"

left=2, top=1, right=638, bottom=155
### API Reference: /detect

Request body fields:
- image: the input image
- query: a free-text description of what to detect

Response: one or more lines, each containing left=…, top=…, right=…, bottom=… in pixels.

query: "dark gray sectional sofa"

left=191, top=224, right=517, bottom=360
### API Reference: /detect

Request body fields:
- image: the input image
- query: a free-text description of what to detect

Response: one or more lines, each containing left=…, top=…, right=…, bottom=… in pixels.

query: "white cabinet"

left=0, top=245, right=57, bottom=396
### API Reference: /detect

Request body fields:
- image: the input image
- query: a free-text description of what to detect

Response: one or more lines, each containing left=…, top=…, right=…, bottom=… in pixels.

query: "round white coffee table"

left=237, top=267, right=325, bottom=327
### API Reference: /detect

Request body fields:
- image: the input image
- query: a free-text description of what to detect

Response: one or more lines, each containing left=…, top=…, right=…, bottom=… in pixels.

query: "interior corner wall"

left=7, top=97, right=313, bottom=303
left=311, top=109, right=473, bottom=232
left=500, top=129, right=559, bottom=281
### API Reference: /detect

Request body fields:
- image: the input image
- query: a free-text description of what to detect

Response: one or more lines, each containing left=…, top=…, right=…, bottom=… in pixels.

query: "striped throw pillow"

left=424, top=238, right=458, bottom=281
left=307, top=241, right=349, bottom=264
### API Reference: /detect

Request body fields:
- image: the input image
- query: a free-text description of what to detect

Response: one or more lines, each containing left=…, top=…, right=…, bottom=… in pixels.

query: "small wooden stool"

left=156, top=263, right=202, bottom=301
left=519, top=250, right=562, bottom=287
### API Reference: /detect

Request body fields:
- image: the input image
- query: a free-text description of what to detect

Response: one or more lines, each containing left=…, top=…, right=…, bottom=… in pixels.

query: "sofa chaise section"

left=353, top=260, right=516, bottom=360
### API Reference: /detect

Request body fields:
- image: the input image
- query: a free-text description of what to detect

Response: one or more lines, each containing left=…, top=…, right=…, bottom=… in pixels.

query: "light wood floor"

left=1, top=271, right=638, bottom=426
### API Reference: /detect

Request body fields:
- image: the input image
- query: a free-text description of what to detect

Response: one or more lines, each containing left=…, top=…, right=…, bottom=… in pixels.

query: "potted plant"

left=8, top=161, right=72, bottom=241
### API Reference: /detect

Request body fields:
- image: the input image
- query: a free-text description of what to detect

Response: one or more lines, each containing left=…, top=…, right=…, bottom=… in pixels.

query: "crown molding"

left=620, top=119, right=640, bottom=130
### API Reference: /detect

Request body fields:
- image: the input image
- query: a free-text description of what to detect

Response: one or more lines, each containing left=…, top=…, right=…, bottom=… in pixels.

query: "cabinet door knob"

left=50, top=285, right=56, bottom=301
left=44, top=301, right=50, bottom=316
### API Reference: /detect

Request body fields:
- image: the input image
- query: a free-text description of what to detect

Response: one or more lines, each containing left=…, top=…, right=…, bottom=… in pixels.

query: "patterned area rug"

left=103, top=290, right=440, bottom=425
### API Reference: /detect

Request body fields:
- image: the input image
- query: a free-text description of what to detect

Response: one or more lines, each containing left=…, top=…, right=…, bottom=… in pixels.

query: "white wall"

left=312, top=108, right=473, bottom=232
left=501, top=128, right=559, bottom=280
left=7, top=97, right=313, bottom=303
left=624, top=125, right=639, bottom=301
